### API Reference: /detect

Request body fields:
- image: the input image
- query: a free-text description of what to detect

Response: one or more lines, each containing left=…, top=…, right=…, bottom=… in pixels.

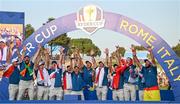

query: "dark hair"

left=67, top=65, right=70, bottom=68
left=74, top=66, right=79, bottom=69
left=113, top=64, right=118, bottom=67
left=127, top=57, right=132, bottom=60
left=51, top=61, right=57, bottom=64
left=85, top=61, right=91, bottom=64
left=144, top=59, right=149, bottom=62
left=99, top=61, right=103, bottom=64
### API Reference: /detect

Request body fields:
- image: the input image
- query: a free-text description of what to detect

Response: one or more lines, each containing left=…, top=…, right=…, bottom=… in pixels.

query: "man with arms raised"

left=132, top=45, right=161, bottom=101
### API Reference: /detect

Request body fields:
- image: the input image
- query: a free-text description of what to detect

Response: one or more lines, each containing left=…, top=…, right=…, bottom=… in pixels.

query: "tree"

left=172, top=43, right=180, bottom=57
left=68, top=38, right=101, bottom=57
left=48, top=33, right=71, bottom=46
left=111, top=46, right=126, bottom=57
left=134, top=45, right=146, bottom=51
left=43, top=17, right=55, bottom=25
left=25, top=24, right=35, bottom=39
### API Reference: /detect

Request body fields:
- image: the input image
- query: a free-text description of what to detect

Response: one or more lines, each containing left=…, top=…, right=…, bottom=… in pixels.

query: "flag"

left=3, top=65, right=15, bottom=78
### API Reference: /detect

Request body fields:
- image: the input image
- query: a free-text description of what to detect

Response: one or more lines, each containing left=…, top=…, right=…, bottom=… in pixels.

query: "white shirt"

left=66, top=72, right=72, bottom=90
left=37, top=68, right=51, bottom=86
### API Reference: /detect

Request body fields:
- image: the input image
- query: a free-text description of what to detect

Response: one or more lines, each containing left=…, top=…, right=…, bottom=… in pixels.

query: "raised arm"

left=59, top=47, right=65, bottom=68
left=70, top=58, right=73, bottom=69
left=115, top=48, right=121, bottom=66
left=109, top=56, right=113, bottom=73
left=16, top=46, right=26, bottom=63
left=131, top=45, right=142, bottom=69
left=76, top=49, right=84, bottom=69
left=90, top=49, right=97, bottom=69
left=6, top=42, right=14, bottom=64
left=91, top=56, right=97, bottom=69
left=147, top=46, right=156, bottom=66
left=44, top=48, right=50, bottom=69
left=104, top=48, right=109, bottom=67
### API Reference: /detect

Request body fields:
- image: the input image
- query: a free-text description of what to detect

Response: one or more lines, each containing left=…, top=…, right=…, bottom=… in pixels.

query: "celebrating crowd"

left=0, top=38, right=162, bottom=101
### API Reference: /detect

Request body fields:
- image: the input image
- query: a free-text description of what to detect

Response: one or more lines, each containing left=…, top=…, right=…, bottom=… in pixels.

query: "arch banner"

left=11, top=5, right=180, bottom=101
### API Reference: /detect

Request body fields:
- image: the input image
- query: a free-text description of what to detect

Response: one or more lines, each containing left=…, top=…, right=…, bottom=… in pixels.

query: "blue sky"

left=0, top=0, right=179, bottom=55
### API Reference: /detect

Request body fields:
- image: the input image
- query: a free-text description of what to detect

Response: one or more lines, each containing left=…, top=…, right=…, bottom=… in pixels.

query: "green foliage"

left=43, top=17, right=55, bottom=25
left=48, top=33, right=71, bottom=46
left=172, top=43, right=180, bottom=57
left=25, top=24, right=35, bottom=39
left=134, top=45, right=146, bottom=51
left=69, top=38, right=101, bottom=56
left=111, top=46, right=126, bottom=57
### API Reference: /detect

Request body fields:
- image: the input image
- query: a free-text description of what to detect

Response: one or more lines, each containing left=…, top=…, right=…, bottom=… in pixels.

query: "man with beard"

left=132, top=45, right=161, bottom=101
left=77, top=49, right=95, bottom=100
left=123, top=47, right=138, bottom=101
left=71, top=65, right=85, bottom=100
left=17, top=45, right=41, bottom=100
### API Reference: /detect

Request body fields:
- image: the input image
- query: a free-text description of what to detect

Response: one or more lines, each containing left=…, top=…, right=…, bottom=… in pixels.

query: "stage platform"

left=0, top=100, right=180, bottom=104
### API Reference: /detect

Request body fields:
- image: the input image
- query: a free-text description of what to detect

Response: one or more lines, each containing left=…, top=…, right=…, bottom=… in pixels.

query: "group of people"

left=0, top=27, right=22, bottom=49
left=0, top=27, right=21, bottom=36
left=0, top=39, right=161, bottom=101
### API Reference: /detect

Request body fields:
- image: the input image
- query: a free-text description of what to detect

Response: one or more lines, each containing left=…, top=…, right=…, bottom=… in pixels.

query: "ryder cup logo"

left=75, top=5, right=105, bottom=35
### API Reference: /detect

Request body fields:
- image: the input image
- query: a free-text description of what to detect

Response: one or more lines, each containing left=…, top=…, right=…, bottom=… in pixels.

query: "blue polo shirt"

left=118, top=74, right=124, bottom=89
left=71, top=72, right=85, bottom=91
left=9, top=66, right=20, bottom=85
left=82, top=66, right=94, bottom=87
left=54, top=69, right=63, bottom=87
left=20, top=61, right=34, bottom=81
left=123, top=65, right=137, bottom=84
left=141, top=66, right=158, bottom=88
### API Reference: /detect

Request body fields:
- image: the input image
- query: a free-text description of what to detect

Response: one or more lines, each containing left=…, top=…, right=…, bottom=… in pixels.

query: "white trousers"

left=96, top=86, right=108, bottom=100
left=17, top=80, right=34, bottom=100
left=37, top=86, right=49, bottom=100
left=112, top=89, right=124, bottom=101
left=9, top=84, right=19, bottom=100
left=123, top=83, right=136, bottom=101
left=49, top=87, right=63, bottom=100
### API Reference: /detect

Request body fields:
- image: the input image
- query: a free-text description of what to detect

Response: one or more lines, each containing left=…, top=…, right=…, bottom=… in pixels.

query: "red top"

left=112, top=59, right=127, bottom=89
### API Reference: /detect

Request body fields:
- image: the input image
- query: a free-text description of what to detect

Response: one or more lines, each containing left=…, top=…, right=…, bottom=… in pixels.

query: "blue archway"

left=11, top=11, right=180, bottom=101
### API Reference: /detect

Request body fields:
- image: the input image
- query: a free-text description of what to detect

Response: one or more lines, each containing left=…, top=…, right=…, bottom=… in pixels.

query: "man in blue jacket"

left=17, top=45, right=41, bottom=100
left=71, top=66, right=85, bottom=100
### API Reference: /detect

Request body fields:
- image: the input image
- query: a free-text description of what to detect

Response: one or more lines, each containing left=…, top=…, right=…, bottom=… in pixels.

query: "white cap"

left=39, top=61, right=45, bottom=66
left=12, top=58, right=18, bottom=63
left=0, top=38, right=6, bottom=43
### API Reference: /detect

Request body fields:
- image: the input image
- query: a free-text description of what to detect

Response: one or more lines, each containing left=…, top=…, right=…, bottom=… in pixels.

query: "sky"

left=0, top=0, right=179, bottom=56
